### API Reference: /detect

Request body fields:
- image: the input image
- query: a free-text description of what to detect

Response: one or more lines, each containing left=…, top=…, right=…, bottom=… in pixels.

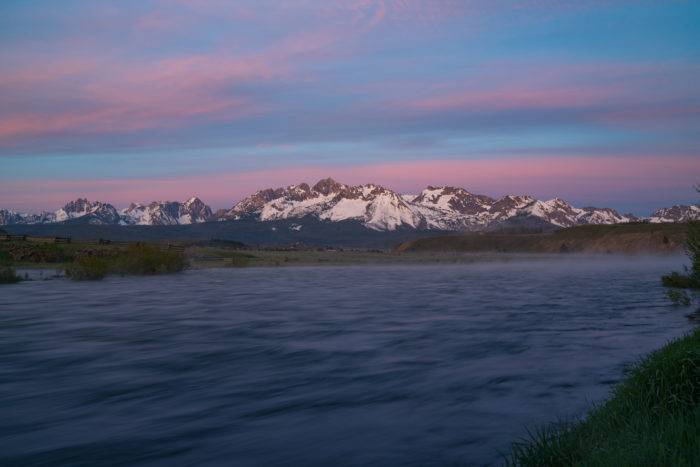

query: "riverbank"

left=508, top=328, right=700, bottom=466
left=397, top=223, right=687, bottom=255
left=2, top=225, right=688, bottom=274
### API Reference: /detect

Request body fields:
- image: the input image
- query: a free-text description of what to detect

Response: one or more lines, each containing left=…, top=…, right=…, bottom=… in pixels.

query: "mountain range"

left=2, top=178, right=698, bottom=231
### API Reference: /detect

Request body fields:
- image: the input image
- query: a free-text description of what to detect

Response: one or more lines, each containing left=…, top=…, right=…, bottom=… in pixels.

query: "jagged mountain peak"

left=219, top=180, right=699, bottom=231
left=226, top=179, right=422, bottom=230
left=650, top=204, right=700, bottom=223
left=312, top=177, right=345, bottom=195
left=121, top=198, right=213, bottom=225
left=55, top=198, right=120, bottom=224
left=2, top=183, right=698, bottom=230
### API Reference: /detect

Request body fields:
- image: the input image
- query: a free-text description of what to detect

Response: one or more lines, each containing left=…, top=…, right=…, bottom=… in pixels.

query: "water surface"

left=0, top=256, right=693, bottom=466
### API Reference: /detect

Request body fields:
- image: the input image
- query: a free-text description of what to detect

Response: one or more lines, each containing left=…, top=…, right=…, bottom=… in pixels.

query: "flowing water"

left=0, top=256, right=694, bottom=466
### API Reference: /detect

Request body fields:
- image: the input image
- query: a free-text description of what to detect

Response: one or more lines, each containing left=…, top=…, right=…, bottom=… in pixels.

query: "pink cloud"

left=0, top=52, right=283, bottom=143
left=403, top=87, right=620, bottom=113
left=374, top=60, right=699, bottom=129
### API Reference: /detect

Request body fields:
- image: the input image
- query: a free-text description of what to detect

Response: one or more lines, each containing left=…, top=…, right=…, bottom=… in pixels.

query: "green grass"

left=508, top=329, right=700, bottom=466
left=65, top=244, right=188, bottom=280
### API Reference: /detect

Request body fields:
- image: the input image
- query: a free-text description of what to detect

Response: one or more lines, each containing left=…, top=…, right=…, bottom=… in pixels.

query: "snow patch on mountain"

left=650, top=205, right=700, bottom=223
left=222, top=179, right=651, bottom=231
left=121, top=197, right=212, bottom=225
left=1, top=180, right=697, bottom=230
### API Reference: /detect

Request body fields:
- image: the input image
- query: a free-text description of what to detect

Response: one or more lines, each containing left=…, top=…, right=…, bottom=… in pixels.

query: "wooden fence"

left=0, top=234, right=185, bottom=252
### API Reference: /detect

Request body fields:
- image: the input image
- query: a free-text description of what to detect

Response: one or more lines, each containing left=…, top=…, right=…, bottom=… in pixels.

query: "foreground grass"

left=508, top=329, right=700, bottom=466
left=65, top=244, right=188, bottom=280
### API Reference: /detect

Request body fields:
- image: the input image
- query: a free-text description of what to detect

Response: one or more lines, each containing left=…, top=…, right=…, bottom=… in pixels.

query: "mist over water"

left=0, top=256, right=694, bottom=466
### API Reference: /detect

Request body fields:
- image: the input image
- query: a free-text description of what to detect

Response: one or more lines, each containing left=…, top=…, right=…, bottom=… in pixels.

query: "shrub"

left=0, top=242, right=74, bottom=263
left=0, top=266, right=21, bottom=284
left=687, top=220, right=700, bottom=280
left=660, top=186, right=700, bottom=291
left=64, top=244, right=187, bottom=280
left=65, top=256, right=110, bottom=281
left=662, top=271, right=700, bottom=289
left=113, top=244, right=187, bottom=275
left=666, top=289, right=692, bottom=307
left=0, top=250, right=12, bottom=266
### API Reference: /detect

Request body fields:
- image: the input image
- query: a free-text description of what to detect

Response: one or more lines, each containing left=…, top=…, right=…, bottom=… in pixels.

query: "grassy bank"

left=508, top=329, right=700, bottom=466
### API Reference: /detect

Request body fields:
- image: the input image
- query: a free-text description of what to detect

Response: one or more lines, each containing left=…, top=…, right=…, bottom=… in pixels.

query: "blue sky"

left=1, top=0, right=699, bottom=212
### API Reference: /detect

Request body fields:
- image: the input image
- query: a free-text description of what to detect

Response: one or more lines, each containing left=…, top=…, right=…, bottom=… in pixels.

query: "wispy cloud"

left=1, top=0, right=698, bottom=211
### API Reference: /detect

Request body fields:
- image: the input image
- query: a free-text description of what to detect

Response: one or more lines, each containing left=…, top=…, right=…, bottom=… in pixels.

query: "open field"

left=397, top=222, right=689, bottom=255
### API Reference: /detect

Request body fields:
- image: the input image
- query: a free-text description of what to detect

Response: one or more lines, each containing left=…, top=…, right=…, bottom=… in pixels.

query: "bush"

left=112, top=244, right=187, bottom=276
left=65, top=244, right=188, bottom=280
left=65, top=256, right=110, bottom=281
left=0, top=266, right=21, bottom=284
left=662, top=271, right=700, bottom=289
left=1, top=242, right=74, bottom=263
left=666, top=289, right=692, bottom=306
left=0, top=250, right=12, bottom=266
left=508, top=330, right=700, bottom=466
left=687, top=220, right=700, bottom=280
left=660, top=216, right=700, bottom=291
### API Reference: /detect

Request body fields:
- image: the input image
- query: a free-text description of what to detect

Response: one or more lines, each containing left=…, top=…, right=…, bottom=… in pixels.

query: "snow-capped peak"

left=121, top=198, right=213, bottom=225
left=2, top=183, right=698, bottom=230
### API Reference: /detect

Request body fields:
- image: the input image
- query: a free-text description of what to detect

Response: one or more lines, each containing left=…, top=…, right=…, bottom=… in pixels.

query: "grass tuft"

left=507, top=329, right=700, bottom=466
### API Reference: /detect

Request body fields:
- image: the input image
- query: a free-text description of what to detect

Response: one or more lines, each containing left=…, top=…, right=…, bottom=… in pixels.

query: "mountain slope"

left=649, top=205, right=700, bottom=223
left=223, top=179, right=643, bottom=231
left=1, top=198, right=213, bottom=226
left=1, top=178, right=697, bottom=230
left=121, top=197, right=212, bottom=225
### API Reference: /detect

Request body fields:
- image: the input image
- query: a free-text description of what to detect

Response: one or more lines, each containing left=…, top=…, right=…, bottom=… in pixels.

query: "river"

left=0, top=256, right=693, bottom=466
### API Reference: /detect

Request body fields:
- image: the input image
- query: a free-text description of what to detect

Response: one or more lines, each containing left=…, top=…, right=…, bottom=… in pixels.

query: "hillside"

left=396, top=222, right=689, bottom=254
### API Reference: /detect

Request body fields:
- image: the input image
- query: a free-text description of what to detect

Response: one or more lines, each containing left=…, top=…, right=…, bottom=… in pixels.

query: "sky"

left=1, top=0, right=699, bottom=215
